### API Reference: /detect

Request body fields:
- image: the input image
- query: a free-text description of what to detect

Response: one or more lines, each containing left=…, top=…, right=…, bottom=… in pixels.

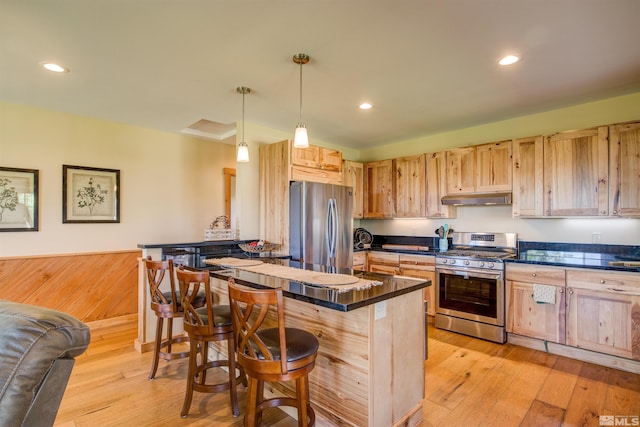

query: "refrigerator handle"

left=325, top=199, right=333, bottom=259
left=330, top=198, right=338, bottom=259
left=326, top=198, right=337, bottom=260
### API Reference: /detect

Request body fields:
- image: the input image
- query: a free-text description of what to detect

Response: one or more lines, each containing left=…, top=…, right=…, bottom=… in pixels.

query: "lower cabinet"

left=506, top=263, right=640, bottom=361
left=366, top=252, right=435, bottom=316
left=566, top=269, right=640, bottom=360
left=352, top=252, right=366, bottom=271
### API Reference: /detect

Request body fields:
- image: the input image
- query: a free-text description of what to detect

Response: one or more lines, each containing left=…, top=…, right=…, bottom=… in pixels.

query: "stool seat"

left=255, top=328, right=319, bottom=362
left=193, top=304, right=232, bottom=327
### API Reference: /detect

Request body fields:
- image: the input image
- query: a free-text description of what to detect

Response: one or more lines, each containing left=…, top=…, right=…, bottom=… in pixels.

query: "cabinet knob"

left=600, top=279, right=605, bottom=284
left=569, top=289, right=574, bottom=295
left=532, top=273, right=537, bottom=277
left=559, top=289, right=564, bottom=294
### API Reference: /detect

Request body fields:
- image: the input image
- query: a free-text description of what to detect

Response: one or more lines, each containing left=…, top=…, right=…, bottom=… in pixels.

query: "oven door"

left=435, top=266, right=504, bottom=326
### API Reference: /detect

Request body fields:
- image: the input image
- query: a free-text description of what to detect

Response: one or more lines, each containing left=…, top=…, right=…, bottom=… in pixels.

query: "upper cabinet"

left=544, top=126, right=609, bottom=216
left=609, top=121, right=640, bottom=217
left=343, top=160, right=364, bottom=219
left=446, top=141, right=512, bottom=194
left=445, top=147, right=475, bottom=194
left=393, top=155, right=426, bottom=217
left=475, top=140, right=512, bottom=192
left=290, top=144, right=342, bottom=185
left=426, top=152, right=456, bottom=218
left=364, top=160, right=394, bottom=218
left=512, top=136, right=544, bottom=217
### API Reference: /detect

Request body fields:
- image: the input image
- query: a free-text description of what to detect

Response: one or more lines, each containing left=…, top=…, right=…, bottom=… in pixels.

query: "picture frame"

left=0, top=167, right=39, bottom=232
left=63, top=165, right=120, bottom=223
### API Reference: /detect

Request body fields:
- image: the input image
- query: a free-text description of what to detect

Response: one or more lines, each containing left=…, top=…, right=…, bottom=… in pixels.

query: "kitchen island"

left=136, top=242, right=430, bottom=427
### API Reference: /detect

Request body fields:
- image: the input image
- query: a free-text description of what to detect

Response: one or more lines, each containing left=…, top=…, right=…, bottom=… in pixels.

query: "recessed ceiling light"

left=41, top=62, right=69, bottom=73
left=359, top=103, right=373, bottom=110
left=499, top=55, right=519, bottom=66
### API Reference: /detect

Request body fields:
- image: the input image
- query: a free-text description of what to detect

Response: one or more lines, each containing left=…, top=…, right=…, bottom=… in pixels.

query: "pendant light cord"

left=242, top=89, right=245, bottom=142
left=299, top=59, right=303, bottom=123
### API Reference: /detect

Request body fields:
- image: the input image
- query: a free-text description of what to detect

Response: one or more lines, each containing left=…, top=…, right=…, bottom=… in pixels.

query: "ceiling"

left=2, top=1, right=640, bottom=151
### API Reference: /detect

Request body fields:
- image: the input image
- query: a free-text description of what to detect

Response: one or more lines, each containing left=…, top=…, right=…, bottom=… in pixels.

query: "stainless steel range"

left=435, top=231, right=517, bottom=343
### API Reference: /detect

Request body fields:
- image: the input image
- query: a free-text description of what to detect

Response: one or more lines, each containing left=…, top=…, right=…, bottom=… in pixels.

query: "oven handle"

left=436, top=267, right=502, bottom=280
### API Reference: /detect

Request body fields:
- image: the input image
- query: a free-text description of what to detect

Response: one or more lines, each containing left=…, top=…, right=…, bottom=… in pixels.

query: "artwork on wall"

left=63, top=165, right=120, bottom=223
left=0, top=167, right=39, bottom=232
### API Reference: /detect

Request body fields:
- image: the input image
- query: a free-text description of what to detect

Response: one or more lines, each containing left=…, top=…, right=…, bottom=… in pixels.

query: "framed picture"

left=0, top=167, right=39, bottom=232
left=63, top=165, right=120, bottom=223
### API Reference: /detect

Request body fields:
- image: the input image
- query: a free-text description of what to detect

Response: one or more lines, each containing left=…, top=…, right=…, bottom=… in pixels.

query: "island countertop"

left=202, top=258, right=431, bottom=312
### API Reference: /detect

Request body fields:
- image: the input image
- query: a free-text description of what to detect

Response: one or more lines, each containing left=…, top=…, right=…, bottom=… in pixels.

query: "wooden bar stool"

left=144, top=257, right=204, bottom=380
left=228, top=278, right=319, bottom=427
left=177, top=268, right=245, bottom=418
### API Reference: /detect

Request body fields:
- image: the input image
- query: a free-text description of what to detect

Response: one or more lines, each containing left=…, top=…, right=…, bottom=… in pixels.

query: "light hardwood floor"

left=54, top=317, right=640, bottom=427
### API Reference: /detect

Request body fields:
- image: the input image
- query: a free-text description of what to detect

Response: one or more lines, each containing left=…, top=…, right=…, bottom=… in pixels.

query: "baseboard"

left=86, top=313, right=137, bottom=330
left=507, top=333, right=640, bottom=374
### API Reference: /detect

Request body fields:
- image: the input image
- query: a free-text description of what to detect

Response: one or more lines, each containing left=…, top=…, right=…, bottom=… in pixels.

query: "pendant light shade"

left=236, top=86, right=251, bottom=163
left=293, top=53, right=310, bottom=148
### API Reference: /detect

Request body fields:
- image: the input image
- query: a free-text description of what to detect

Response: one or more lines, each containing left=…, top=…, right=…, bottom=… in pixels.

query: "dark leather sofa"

left=0, top=301, right=91, bottom=427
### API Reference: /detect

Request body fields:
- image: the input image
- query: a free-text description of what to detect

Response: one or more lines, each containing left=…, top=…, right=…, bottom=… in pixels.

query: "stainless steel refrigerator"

left=289, top=181, right=353, bottom=269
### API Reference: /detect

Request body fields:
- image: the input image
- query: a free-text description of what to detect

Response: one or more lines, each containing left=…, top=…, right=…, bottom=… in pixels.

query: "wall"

left=1, top=102, right=236, bottom=257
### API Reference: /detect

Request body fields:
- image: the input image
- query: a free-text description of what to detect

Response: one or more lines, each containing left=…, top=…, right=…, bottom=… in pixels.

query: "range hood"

left=441, top=192, right=512, bottom=206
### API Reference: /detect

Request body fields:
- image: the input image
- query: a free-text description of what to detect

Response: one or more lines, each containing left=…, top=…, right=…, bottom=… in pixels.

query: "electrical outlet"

left=374, top=301, right=386, bottom=320
left=592, top=232, right=601, bottom=243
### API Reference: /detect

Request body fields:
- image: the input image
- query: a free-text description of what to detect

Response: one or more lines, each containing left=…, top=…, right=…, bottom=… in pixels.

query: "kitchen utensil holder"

left=439, top=238, right=449, bottom=252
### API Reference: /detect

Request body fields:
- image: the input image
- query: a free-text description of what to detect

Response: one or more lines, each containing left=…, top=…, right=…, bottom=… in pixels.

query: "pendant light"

left=293, top=53, right=310, bottom=148
left=236, top=86, right=250, bottom=162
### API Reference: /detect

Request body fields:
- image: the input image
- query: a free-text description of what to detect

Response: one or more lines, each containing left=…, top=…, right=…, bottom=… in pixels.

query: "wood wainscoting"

left=0, top=250, right=140, bottom=322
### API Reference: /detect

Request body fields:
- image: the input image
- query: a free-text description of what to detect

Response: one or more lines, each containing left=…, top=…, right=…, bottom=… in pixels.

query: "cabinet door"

left=291, top=145, right=320, bottom=168
left=393, top=155, right=426, bottom=217
left=352, top=251, right=366, bottom=270
left=364, top=160, right=394, bottom=218
left=566, top=270, right=640, bottom=360
left=259, top=140, right=291, bottom=251
left=475, top=140, right=512, bottom=192
left=399, top=254, right=436, bottom=316
left=512, top=136, right=544, bottom=217
left=320, top=147, right=342, bottom=172
left=343, top=160, right=364, bottom=219
left=425, top=152, right=456, bottom=218
left=543, top=127, right=609, bottom=216
left=506, top=280, right=566, bottom=344
left=609, top=121, right=640, bottom=217
left=446, top=147, right=475, bottom=194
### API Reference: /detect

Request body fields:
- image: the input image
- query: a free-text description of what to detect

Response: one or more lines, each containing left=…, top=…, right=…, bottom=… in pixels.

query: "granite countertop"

left=203, top=258, right=430, bottom=312
left=511, top=242, right=640, bottom=273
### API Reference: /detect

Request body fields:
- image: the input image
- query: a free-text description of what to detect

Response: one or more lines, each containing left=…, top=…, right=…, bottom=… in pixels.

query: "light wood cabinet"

left=475, top=140, right=512, bottom=192
left=609, top=121, right=640, bottom=217
left=446, top=141, right=512, bottom=195
left=343, top=160, right=364, bottom=219
left=352, top=251, right=366, bottom=270
left=393, top=155, right=426, bottom=217
left=543, top=126, right=609, bottom=216
left=291, top=145, right=342, bottom=172
left=366, top=251, right=400, bottom=275
left=364, top=160, right=394, bottom=218
left=260, top=140, right=344, bottom=253
left=426, top=152, right=456, bottom=218
left=446, top=147, right=475, bottom=194
left=506, top=264, right=566, bottom=344
left=512, top=136, right=544, bottom=217
left=566, top=269, right=640, bottom=360
left=398, top=254, right=436, bottom=316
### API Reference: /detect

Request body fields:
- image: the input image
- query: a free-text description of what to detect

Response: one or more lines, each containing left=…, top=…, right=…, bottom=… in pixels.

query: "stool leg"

left=148, top=316, right=164, bottom=380
left=256, top=379, right=264, bottom=426
left=245, top=376, right=259, bottom=427
left=166, top=317, right=174, bottom=353
left=180, top=337, right=198, bottom=418
left=296, top=375, right=310, bottom=427
left=227, top=338, right=240, bottom=417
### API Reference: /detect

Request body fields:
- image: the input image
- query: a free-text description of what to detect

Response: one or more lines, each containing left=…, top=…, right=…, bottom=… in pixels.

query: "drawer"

left=399, top=254, right=435, bottom=270
left=567, top=268, right=640, bottom=295
left=367, top=251, right=399, bottom=266
left=505, top=263, right=565, bottom=286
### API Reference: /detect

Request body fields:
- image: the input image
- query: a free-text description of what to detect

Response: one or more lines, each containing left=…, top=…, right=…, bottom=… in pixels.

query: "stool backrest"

left=144, top=257, right=180, bottom=314
left=227, top=278, right=288, bottom=375
left=176, top=268, right=217, bottom=336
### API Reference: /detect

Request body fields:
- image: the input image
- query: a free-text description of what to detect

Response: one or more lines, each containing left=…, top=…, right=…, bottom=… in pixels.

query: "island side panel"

left=371, top=290, right=425, bottom=427
left=211, top=277, right=370, bottom=427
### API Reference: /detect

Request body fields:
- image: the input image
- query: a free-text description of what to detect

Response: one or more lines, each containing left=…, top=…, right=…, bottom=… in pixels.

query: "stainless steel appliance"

left=435, top=231, right=517, bottom=343
left=289, top=181, right=354, bottom=269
